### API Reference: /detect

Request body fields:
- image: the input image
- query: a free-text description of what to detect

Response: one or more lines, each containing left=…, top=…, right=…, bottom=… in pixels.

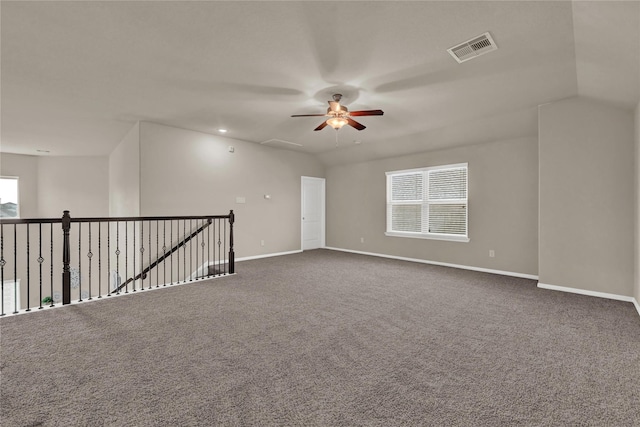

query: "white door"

left=301, top=177, right=325, bottom=250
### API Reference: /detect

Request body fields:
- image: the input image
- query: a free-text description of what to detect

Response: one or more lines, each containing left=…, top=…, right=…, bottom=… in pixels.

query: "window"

left=386, top=163, right=468, bottom=242
left=0, top=177, right=19, bottom=218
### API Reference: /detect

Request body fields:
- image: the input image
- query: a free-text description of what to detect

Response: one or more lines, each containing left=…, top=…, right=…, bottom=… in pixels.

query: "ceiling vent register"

left=447, top=32, right=497, bottom=63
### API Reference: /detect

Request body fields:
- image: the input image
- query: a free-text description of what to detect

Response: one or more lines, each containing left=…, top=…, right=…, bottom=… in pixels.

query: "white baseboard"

left=194, top=250, right=303, bottom=269
left=237, top=250, right=303, bottom=262
left=323, top=247, right=538, bottom=280
left=537, top=282, right=639, bottom=311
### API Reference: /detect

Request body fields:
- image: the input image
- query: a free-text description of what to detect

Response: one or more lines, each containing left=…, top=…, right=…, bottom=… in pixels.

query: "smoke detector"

left=447, top=32, right=498, bottom=63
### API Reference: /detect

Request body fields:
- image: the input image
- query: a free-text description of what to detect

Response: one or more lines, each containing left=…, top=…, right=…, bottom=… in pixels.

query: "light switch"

left=235, top=197, right=246, bottom=204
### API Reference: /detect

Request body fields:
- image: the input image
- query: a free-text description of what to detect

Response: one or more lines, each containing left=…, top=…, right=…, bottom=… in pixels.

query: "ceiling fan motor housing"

left=327, top=105, right=349, bottom=116
left=290, top=92, right=383, bottom=132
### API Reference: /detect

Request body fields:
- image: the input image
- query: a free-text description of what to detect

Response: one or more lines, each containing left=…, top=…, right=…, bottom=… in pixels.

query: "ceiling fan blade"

left=314, top=121, right=329, bottom=131
left=349, top=110, right=384, bottom=116
left=328, top=101, right=341, bottom=112
left=347, top=118, right=366, bottom=130
left=291, top=113, right=327, bottom=117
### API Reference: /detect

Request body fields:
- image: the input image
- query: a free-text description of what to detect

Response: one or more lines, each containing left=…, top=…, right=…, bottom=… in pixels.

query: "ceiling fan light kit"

left=291, top=93, right=384, bottom=133
left=326, top=117, right=348, bottom=129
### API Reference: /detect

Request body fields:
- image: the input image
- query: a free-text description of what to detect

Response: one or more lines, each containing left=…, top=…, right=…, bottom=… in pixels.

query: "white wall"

left=539, top=96, right=635, bottom=297
left=139, top=122, right=325, bottom=258
left=37, top=156, right=109, bottom=218
left=109, top=122, right=140, bottom=217
left=326, top=136, right=539, bottom=277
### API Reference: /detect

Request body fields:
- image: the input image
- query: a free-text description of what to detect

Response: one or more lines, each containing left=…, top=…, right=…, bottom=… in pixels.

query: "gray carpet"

left=1, top=249, right=639, bottom=426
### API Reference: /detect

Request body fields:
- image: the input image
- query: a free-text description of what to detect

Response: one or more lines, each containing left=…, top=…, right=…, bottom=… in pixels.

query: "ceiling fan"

left=291, top=94, right=384, bottom=131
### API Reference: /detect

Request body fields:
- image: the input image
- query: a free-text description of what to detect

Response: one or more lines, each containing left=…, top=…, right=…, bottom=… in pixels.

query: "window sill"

left=385, top=231, right=470, bottom=243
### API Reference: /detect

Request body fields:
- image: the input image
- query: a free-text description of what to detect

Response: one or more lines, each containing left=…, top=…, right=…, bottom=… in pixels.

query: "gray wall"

left=37, top=156, right=109, bottom=218
left=139, top=122, right=325, bottom=258
left=4, top=98, right=639, bottom=306
left=0, top=153, right=38, bottom=218
left=326, top=136, right=539, bottom=277
left=636, top=101, right=640, bottom=304
left=539, top=96, right=635, bottom=297
left=109, top=122, right=140, bottom=217
left=0, top=154, right=109, bottom=309
left=1, top=153, right=109, bottom=218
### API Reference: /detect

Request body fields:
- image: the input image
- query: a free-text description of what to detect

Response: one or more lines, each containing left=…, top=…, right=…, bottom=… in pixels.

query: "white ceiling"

left=1, top=1, right=638, bottom=166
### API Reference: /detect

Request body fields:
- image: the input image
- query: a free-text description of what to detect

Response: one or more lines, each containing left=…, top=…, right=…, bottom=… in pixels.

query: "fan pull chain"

left=335, top=129, right=340, bottom=147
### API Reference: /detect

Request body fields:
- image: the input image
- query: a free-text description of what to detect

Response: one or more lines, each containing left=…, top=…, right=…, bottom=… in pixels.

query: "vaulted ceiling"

left=1, top=1, right=638, bottom=166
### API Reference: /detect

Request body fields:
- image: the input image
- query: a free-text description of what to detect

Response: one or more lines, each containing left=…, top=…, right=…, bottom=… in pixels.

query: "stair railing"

left=0, top=210, right=235, bottom=315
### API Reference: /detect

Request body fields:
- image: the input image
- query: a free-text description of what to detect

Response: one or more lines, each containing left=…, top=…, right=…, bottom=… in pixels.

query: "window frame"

left=0, top=176, right=20, bottom=219
left=385, top=163, right=469, bottom=242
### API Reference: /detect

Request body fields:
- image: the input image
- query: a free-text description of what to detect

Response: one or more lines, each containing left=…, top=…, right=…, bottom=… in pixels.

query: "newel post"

left=62, top=210, right=71, bottom=305
left=228, top=210, right=235, bottom=274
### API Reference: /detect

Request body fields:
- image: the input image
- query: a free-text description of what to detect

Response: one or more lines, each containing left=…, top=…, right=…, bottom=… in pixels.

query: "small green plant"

left=42, top=296, right=53, bottom=305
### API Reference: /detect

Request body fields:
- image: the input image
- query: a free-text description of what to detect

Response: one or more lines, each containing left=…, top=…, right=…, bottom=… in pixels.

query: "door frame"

left=301, top=176, right=326, bottom=250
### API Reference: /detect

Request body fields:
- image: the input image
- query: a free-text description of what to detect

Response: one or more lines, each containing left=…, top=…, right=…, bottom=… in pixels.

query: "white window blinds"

left=390, top=172, right=423, bottom=232
left=386, top=164, right=468, bottom=242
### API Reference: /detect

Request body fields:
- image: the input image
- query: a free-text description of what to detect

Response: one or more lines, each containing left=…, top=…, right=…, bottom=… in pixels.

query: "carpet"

left=1, top=249, right=639, bottom=426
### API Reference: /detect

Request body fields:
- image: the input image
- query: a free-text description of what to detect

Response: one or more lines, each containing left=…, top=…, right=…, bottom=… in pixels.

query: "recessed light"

left=218, top=128, right=228, bottom=133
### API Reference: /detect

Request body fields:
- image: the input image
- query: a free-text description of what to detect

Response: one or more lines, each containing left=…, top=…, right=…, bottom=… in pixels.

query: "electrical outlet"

left=489, top=250, right=495, bottom=258
left=261, top=240, right=265, bottom=247
left=360, top=237, right=365, bottom=243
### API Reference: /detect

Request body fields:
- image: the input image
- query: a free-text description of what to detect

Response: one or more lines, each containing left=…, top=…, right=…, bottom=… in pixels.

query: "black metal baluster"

left=116, top=221, right=120, bottom=295
left=98, top=222, right=102, bottom=298
left=139, top=221, right=144, bottom=291
left=149, top=220, right=152, bottom=288
left=178, top=220, right=182, bottom=283
left=38, top=224, right=43, bottom=309
left=125, top=222, right=128, bottom=294
left=170, top=220, right=174, bottom=285
left=176, top=220, right=180, bottom=283
left=217, top=219, right=222, bottom=276
left=1, top=224, right=5, bottom=315
left=78, top=223, right=82, bottom=302
left=189, top=219, right=195, bottom=281
left=229, top=211, right=234, bottom=274
left=199, top=219, right=203, bottom=279
left=222, top=218, right=225, bottom=274
left=162, top=221, right=166, bottom=287
left=50, top=224, right=54, bottom=306
left=207, top=218, right=211, bottom=278
left=201, top=220, right=205, bottom=279
left=156, top=221, right=159, bottom=288
left=182, top=220, right=186, bottom=283
left=26, top=224, right=30, bottom=312
left=13, top=224, right=17, bottom=313
left=87, top=222, right=93, bottom=300
left=133, top=221, right=136, bottom=292
left=224, top=217, right=227, bottom=275
left=211, top=218, right=220, bottom=276
left=107, top=222, right=111, bottom=297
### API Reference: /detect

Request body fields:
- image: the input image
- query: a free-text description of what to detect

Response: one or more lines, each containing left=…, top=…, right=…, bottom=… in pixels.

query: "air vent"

left=447, top=32, right=497, bottom=63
